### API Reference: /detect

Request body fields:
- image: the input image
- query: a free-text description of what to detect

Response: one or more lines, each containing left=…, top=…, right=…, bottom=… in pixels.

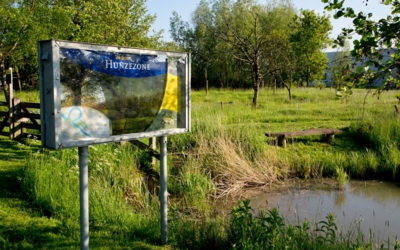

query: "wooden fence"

left=0, top=99, right=41, bottom=140
left=0, top=68, right=41, bottom=140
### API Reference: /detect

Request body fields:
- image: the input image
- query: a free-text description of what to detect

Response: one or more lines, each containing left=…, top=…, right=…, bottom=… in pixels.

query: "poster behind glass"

left=58, top=48, right=186, bottom=141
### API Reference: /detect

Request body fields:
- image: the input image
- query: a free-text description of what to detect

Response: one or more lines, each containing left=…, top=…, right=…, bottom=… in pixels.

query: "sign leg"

left=79, top=146, right=89, bottom=250
left=159, top=136, right=168, bottom=244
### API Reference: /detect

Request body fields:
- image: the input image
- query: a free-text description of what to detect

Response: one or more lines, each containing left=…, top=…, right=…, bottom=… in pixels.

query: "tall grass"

left=22, top=143, right=161, bottom=242
left=348, top=112, right=400, bottom=179
left=11, top=87, right=400, bottom=248
left=168, top=88, right=400, bottom=200
left=22, top=87, right=400, bottom=210
left=170, top=104, right=286, bottom=198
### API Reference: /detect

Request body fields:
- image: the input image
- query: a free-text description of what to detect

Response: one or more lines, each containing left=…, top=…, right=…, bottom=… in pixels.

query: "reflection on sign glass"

left=59, top=48, right=185, bottom=139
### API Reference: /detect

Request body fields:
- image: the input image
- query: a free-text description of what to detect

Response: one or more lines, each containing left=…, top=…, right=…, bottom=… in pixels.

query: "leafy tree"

left=0, top=0, right=37, bottom=102
left=290, top=9, right=332, bottom=87
left=322, top=0, right=400, bottom=89
left=270, top=33, right=298, bottom=102
left=1, top=0, right=162, bottom=101
left=191, top=0, right=219, bottom=94
left=170, top=11, right=193, bottom=51
left=212, top=0, right=271, bottom=106
left=170, top=7, right=218, bottom=92
left=329, top=41, right=352, bottom=88
left=210, top=0, right=299, bottom=106
left=262, top=1, right=298, bottom=98
left=45, top=0, right=161, bottom=47
left=170, top=0, right=260, bottom=91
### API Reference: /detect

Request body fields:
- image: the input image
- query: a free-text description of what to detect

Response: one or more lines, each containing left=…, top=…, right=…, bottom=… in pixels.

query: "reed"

left=335, top=167, right=349, bottom=189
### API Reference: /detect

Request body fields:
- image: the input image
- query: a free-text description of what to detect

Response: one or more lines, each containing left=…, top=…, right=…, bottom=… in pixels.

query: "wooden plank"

left=18, top=113, right=40, bottom=120
left=1, top=102, right=40, bottom=109
left=266, top=128, right=341, bottom=137
left=265, top=128, right=342, bottom=148
left=288, top=128, right=341, bottom=137
left=21, top=102, right=40, bottom=109
left=149, top=137, right=156, bottom=166
left=9, top=98, right=23, bottom=139
left=22, top=123, right=41, bottom=131
left=265, top=132, right=285, bottom=137
left=130, top=140, right=160, bottom=160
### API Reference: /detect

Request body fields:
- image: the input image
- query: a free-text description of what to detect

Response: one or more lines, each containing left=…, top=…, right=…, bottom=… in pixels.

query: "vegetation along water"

left=1, top=87, right=400, bottom=249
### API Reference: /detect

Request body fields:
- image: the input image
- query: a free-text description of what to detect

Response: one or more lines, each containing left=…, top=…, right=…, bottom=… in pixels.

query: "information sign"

left=38, top=40, right=190, bottom=149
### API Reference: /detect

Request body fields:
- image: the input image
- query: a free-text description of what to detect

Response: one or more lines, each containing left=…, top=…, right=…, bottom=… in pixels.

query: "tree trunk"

left=283, top=82, right=292, bottom=103
left=252, top=59, right=261, bottom=107
left=15, top=69, right=21, bottom=91
left=205, top=67, right=208, bottom=95
left=252, top=83, right=259, bottom=107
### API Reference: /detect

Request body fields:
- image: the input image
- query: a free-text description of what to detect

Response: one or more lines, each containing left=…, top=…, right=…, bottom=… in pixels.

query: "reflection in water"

left=334, top=191, right=347, bottom=210
left=226, top=180, right=400, bottom=242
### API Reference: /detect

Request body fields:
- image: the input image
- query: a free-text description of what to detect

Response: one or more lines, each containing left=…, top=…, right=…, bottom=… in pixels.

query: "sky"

left=146, top=0, right=393, bottom=51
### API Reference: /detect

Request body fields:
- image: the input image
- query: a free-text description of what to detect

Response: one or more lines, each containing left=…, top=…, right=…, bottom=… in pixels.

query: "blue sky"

left=146, top=0, right=392, bottom=50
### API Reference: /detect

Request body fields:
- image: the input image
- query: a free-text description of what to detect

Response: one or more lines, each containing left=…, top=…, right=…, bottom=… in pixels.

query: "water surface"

left=223, top=179, right=400, bottom=241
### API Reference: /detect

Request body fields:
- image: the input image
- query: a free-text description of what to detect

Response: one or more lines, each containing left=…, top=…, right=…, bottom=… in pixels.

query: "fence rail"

left=0, top=91, right=41, bottom=140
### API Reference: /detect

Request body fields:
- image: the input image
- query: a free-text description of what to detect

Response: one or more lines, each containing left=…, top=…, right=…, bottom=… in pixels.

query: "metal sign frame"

left=38, top=40, right=191, bottom=149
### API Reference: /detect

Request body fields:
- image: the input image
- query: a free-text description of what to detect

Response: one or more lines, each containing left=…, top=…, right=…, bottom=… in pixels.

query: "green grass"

left=182, top=88, right=400, bottom=182
left=1, top=87, right=400, bottom=249
left=0, top=137, right=71, bottom=249
left=0, top=138, right=166, bottom=249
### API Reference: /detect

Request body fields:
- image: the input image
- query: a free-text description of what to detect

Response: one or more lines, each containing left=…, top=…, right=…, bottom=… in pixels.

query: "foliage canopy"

left=322, top=0, right=400, bottom=89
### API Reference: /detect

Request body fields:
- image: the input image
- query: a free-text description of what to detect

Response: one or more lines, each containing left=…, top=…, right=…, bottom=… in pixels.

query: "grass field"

left=1, top=87, right=400, bottom=249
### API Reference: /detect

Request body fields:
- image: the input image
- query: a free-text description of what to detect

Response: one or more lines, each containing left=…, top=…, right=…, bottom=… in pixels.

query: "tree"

left=211, top=0, right=297, bottom=106
left=48, top=0, right=162, bottom=104
left=42, top=0, right=161, bottom=47
left=170, top=0, right=302, bottom=100
left=322, top=0, right=400, bottom=89
left=213, top=0, right=266, bottom=106
left=170, top=0, right=261, bottom=91
left=329, top=41, right=352, bottom=88
left=270, top=33, right=298, bottom=102
left=0, top=0, right=36, bottom=102
left=170, top=7, right=218, bottom=92
left=191, top=0, right=219, bottom=94
left=170, top=11, right=193, bottom=51
left=1, top=0, right=162, bottom=101
left=290, top=9, right=332, bottom=87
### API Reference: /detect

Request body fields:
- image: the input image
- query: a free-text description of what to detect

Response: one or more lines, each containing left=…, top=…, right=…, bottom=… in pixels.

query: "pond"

left=220, top=179, right=400, bottom=242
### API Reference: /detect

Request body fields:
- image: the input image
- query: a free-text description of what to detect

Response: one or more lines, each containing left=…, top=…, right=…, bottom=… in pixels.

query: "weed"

left=335, top=167, right=349, bottom=189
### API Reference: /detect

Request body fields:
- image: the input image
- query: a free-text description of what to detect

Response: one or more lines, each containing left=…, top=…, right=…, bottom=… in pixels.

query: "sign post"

left=79, top=146, right=89, bottom=250
left=160, top=135, right=168, bottom=243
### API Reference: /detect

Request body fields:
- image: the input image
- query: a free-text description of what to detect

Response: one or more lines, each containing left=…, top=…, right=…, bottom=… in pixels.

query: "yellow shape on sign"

left=160, top=73, right=180, bottom=113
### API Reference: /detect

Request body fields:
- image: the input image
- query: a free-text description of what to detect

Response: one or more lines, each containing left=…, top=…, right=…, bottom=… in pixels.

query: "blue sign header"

left=60, top=48, right=167, bottom=78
